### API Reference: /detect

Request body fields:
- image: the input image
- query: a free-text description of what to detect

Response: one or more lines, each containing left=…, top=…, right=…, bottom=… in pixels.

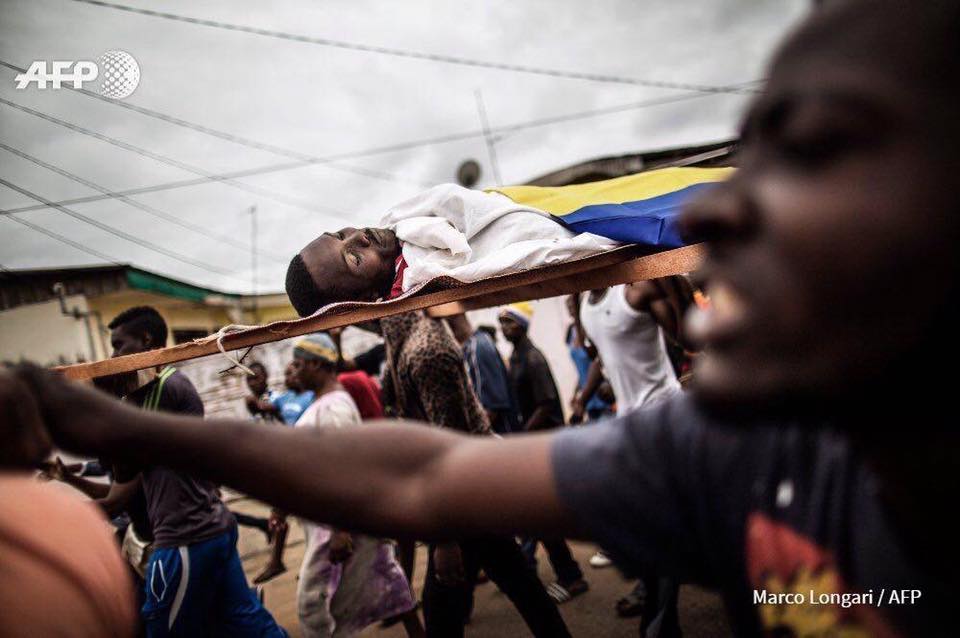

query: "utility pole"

left=250, top=204, right=258, bottom=323
left=475, top=89, right=502, bottom=187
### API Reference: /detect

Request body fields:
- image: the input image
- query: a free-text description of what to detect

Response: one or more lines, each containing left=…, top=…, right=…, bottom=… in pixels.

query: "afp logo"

left=15, top=50, right=140, bottom=100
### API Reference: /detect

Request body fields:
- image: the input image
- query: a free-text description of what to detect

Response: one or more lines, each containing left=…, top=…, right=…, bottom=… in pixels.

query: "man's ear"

left=141, top=332, right=154, bottom=350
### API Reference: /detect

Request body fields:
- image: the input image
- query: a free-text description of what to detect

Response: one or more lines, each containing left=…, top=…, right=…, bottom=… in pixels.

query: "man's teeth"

left=685, top=305, right=711, bottom=343
left=684, top=281, right=745, bottom=343
left=709, top=282, right=746, bottom=323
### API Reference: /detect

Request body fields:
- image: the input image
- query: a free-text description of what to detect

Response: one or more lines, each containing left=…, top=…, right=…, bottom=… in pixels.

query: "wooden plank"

left=57, top=244, right=704, bottom=381
left=427, top=243, right=704, bottom=317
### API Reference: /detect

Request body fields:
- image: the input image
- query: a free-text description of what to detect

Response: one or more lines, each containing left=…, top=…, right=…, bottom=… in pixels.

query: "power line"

left=2, top=213, right=120, bottom=264
left=0, top=142, right=288, bottom=264
left=0, top=169, right=296, bottom=216
left=0, top=97, right=352, bottom=219
left=71, top=0, right=756, bottom=95
left=0, top=59, right=429, bottom=188
left=0, top=89, right=733, bottom=216
left=0, top=58, right=734, bottom=193
left=474, top=89, right=501, bottom=186
left=0, top=175, right=252, bottom=281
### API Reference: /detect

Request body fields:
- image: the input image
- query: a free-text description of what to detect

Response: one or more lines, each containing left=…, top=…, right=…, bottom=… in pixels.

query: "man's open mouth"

left=685, top=280, right=749, bottom=349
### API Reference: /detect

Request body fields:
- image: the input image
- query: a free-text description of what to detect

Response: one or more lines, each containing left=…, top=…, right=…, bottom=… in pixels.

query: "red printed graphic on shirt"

left=746, top=512, right=899, bottom=638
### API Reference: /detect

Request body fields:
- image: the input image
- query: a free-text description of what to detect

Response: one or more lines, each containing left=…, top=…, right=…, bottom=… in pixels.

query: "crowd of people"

left=1, top=1, right=955, bottom=636
left=30, top=296, right=672, bottom=637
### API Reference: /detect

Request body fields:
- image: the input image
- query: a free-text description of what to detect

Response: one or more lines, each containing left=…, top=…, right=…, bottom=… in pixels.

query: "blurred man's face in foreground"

left=682, top=1, right=958, bottom=412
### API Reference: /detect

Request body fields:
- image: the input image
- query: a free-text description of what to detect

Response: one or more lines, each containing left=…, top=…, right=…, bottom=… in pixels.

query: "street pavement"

left=233, top=497, right=733, bottom=638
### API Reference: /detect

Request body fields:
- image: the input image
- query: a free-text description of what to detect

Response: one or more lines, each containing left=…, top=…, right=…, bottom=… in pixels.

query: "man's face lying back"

left=681, top=1, right=959, bottom=413
left=286, top=226, right=401, bottom=315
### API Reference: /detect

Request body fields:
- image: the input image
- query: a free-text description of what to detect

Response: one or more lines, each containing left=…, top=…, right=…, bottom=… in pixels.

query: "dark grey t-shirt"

left=551, top=395, right=946, bottom=637
left=124, top=369, right=233, bottom=548
left=508, top=338, right=564, bottom=430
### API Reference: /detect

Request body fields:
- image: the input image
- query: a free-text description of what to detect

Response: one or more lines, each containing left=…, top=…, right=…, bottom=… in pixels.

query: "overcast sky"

left=0, top=0, right=807, bottom=294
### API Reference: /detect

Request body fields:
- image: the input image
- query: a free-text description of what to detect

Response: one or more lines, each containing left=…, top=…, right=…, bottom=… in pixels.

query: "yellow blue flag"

left=490, top=166, right=733, bottom=248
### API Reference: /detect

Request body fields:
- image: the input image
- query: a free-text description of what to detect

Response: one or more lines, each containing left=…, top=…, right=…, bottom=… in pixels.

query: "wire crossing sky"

left=0, top=175, right=253, bottom=282
left=0, top=77, right=735, bottom=216
left=71, top=0, right=760, bottom=95
left=0, top=141, right=288, bottom=265
left=0, top=0, right=807, bottom=293
left=0, top=61, right=430, bottom=188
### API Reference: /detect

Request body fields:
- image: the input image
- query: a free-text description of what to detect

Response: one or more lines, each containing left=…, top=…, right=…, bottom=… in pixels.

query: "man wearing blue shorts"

left=107, top=306, right=285, bottom=637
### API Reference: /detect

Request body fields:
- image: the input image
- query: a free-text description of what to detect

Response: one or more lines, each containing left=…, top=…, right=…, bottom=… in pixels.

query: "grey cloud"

left=0, top=0, right=807, bottom=292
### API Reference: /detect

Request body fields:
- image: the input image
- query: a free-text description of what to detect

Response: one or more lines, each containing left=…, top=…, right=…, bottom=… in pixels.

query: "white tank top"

left=579, top=284, right=680, bottom=412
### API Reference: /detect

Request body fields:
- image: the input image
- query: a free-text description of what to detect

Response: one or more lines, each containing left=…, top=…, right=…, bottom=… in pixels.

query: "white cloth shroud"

left=379, top=183, right=619, bottom=292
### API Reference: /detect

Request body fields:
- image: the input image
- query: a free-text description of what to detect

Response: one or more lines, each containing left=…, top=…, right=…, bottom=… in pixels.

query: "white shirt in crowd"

left=295, top=389, right=361, bottom=431
left=579, top=284, right=680, bottom=412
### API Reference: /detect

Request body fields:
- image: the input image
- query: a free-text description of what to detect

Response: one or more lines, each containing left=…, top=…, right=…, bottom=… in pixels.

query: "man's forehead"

left=771, top=1, right=953, bottom=95
left=306, top=234, right=332, bottom=251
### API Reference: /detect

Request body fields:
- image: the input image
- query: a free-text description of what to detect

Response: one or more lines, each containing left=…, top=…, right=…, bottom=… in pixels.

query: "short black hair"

left=248, top=361, right=267, bottom=376
left=108, top=306, right=167, bottom=348
left=286, top=253, right=325, bottom=317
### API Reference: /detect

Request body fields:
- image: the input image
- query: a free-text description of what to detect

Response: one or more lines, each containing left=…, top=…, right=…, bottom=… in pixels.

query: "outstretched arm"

left=15, top=367, right=580, bottom=541
left=39, top=454, right=141, bottom=517
left=42, top=458, right=110, bottom=499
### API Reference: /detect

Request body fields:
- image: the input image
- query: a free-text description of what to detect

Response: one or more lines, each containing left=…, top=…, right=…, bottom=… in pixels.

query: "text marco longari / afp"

left=753, top=589, right=922, bottom=609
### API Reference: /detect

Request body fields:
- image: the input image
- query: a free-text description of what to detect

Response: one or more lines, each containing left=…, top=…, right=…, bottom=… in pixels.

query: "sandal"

left=546, top=579, right=589, bottom=604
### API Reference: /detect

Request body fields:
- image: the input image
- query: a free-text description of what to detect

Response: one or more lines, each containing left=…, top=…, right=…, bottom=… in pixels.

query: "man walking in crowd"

left=574, top=277, right=694, bottom=635
left=289, top=333, right=421, bottom=638
left=447, top=313, right=520, bottom=435
left=5, top=3, right=956, bottom=635
left=100, top=306, right=285, bottom=636
left=499, top=302, right=588, bottom=604
left=574, top=277, right=692, bottom=419
left=378, top=310, right=571, bottom=637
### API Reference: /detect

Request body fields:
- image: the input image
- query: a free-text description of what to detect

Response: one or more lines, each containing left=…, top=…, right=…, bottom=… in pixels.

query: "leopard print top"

left=381, top=312, right=491, bottom=435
